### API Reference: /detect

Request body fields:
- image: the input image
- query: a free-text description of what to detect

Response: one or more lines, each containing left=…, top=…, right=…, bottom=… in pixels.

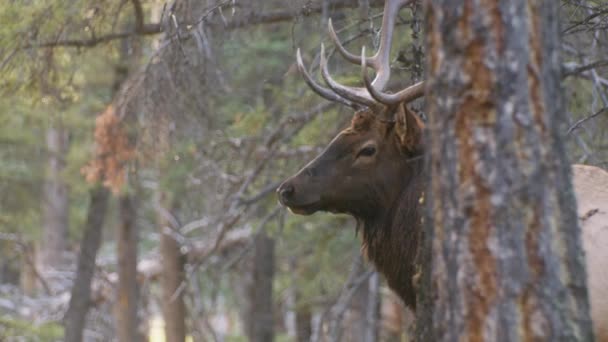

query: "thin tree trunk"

left=295, top=293, right=312, bottom=342
left=20, top=242, right=38, bottom=296
left=115, top=194, right=139, bottom=342
left=285, top=257, right=311, bottom=342
left=328, top=253, right=367, bottom=342
left=341, top=268, right=379, bottom=342
left=364, top=272, right=380, bottom=342
left=64, top=186, right=109, bottom=342
left=40, top=125, right=69, bottom=272
left=247, top=231, right=275, bottom=342
left=159, top=196, right=187, bottom=342
left=421, top=1, right=594, bottom=340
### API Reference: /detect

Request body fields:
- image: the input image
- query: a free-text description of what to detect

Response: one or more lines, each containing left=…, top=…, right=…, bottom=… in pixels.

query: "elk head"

left=277, top=0, right=426, bottom=221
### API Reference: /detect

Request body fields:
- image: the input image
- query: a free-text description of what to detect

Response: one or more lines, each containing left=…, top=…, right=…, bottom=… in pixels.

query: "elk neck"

left=358, top=154, right=426, bottom=308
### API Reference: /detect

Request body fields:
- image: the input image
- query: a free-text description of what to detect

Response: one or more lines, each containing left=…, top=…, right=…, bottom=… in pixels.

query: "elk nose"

left=277, top=183, right=295, bottom=201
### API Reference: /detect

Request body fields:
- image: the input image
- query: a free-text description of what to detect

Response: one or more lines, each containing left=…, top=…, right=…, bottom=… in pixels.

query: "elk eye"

left=357, top=146, right=376, bottom=158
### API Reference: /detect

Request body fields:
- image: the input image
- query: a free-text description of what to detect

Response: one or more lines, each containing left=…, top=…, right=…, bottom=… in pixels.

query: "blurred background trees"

left=0, top=0, right=606, bottom=341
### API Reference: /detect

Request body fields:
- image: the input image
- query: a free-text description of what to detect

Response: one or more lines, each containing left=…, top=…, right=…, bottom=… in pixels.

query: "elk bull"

left=277, top=0, right=608, bottom=338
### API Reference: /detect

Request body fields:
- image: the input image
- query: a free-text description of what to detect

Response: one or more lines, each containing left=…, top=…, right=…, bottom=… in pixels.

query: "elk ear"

left=395, top=104, right=424, bottom=152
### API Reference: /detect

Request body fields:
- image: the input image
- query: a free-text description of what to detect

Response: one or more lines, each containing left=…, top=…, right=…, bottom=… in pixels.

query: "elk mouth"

left=281, top=201, right=321, bottom=216
left=277, top=181, right=323, bottom=215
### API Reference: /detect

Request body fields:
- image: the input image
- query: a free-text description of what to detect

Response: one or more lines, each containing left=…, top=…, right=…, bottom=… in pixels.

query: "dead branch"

left=568, top=107, right=608, bottom=135
left=23, top=0, right=385, bottom=49
left=563, top=60, right=608, bottom=78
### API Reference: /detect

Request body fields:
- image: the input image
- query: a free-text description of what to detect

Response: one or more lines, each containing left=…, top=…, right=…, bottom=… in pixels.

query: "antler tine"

left=296, top=48, right=356, bottom=109
left=297, top=0, right=421, bottom=110
left=328, top=19, right=364, bottom=65
left=370, top=0, right=412, bottom=89
left=319, top=44, right=379, bottom=108
left=362, top=46, right=425, bottom=106
left=328, top=0, right=412, bottom=91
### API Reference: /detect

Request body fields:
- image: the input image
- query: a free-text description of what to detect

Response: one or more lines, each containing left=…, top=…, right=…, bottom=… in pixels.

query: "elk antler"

left=296, top=0, right=425, bottom=112
left=328, top=0, right=408, bottom=90
left=320, top=44, right=379, bottom=108
left=296, top=48, right=356, bottom=108
left=361, top=46, right=425, bottom=105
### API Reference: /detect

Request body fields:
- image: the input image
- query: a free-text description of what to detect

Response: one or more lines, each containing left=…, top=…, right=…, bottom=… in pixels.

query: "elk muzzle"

left=277, top=168, right=323, bottom=215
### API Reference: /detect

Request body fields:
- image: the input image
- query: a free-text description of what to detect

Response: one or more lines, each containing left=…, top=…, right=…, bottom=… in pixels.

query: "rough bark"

left=247, top=231, right=275, bottom=342
left=40, top=125, right=69, bottom=271
left=115, top=194, right=139, bottom=342
left=422, top=1, right=594, bottom=340
left=64, top=186, right=109, bottom=342
left=159, top=197, right=187, bottom=342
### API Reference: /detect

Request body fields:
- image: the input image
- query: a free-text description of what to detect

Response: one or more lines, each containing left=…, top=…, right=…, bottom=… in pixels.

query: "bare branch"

left=563, top=60, right=608, bottom=78
left=23, top=0, right=384, bottom=50
left=23, top=24, right=162, bottom=49
left=237, top=181, right=282, bottom=206
left=224, top=0, right=384, bottom=30
left=567, top=107, right=608, bottom=135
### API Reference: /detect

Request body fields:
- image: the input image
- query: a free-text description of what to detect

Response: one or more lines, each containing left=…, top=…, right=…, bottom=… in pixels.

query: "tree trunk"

left=64, top=186, right=109, bottom=342
left=363, top=272, right=380, bottom=342
left=247, top=231, right=275, bottom=342
left=341, top=269, right=379, bottom=342
left=159, top=196, right=187, bottom=342
left=285, top=257, right=311, bottom=342
left=421, top=1, right=594, bottom=340
left=343, top=263, right=369, bottom=342
left=295, top=294, right=312, bottom=342
left=20, top=242, right=38, bottom=295
left=40, top=125, right=69, bottom=272
left=115, top=194, right=139, bottom=342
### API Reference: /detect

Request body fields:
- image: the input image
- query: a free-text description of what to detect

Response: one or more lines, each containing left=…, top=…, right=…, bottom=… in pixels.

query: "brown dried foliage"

left=81, top=105, right=134, bottom=194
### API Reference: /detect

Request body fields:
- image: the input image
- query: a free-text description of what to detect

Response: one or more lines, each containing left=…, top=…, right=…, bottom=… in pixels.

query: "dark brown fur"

left=277, top=105, right=425, bottom=308
left=359, top=156, right=424, bottom=308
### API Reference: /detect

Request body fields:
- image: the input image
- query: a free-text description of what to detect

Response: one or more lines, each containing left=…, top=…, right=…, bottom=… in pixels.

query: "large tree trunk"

left=159, top=196, right=187, bottom=342
left=115, top=194, right=139, bottom=342
left=421, top=1, right=594, bottom=340
left=40, top=125, right=69, bottom=272
left=64, top=186, right=109, bottom=342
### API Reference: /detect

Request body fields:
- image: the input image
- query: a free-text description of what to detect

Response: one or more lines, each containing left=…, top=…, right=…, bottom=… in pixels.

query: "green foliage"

left=226, top=104, right=271, bottom=137
left=0, top=316, right=64, bottom=341
left=0, top=0, right=123, bottom=240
